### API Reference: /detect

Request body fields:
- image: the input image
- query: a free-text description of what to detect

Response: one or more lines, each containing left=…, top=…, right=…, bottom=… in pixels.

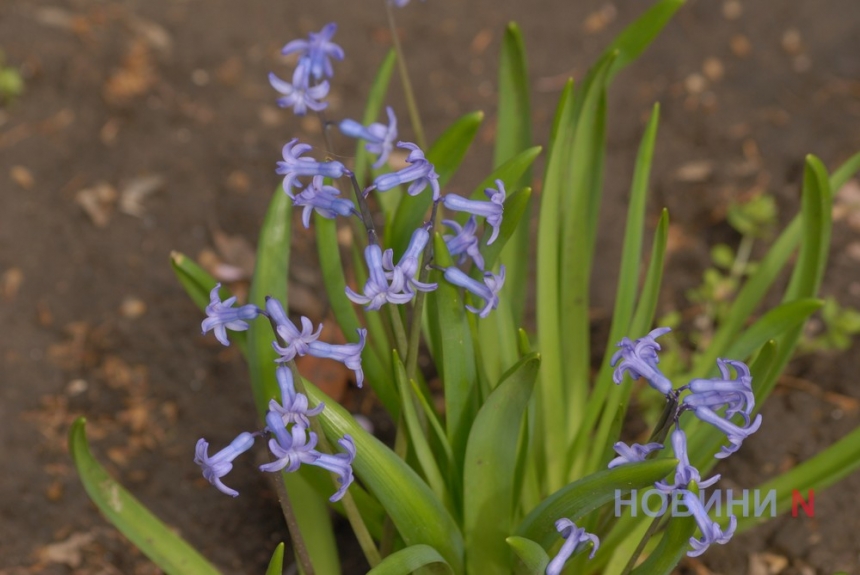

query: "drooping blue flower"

left=268, top=62, right=330, bottom=116
left=266, top=297, right=323, bottom=362
left=268, top=365, right=324, bottom=428
left=339, top=106, right=398, bottom=169
left=194, top=432, right=256, bottom=497
left=655, top=428, right=720, bottom=493
left=610, top=327, right=674, bottom=396
left=201, top=284, right=261, bottom=346
left=442, top=265, right=505, bottom=318
left=545, top=519, right=599, bottom=575
left=681, top=359, right=755, bottom=424
left=691, top=405, right=762, bottom=459
left=679, top=489, right=736, bottom=557
left=346, top=244, right=415, bottom=310
left=442, top=180, right=506, bottom=245
left=277, top=139, right=347, bottom=194
left=607, top=441, right=664, bottom=469
left=260, top=411, right=355, bottom=501
left=307, top=328, right=367, bottom=388
left=382, top=227, right=437, bottom=295
left=280, top=23, right=344, bottom=81
left=372, top=142, right=440, bottom=200
left=443, top=216, right=484, bottom=270
left=292, top=175, right=356, bottom=228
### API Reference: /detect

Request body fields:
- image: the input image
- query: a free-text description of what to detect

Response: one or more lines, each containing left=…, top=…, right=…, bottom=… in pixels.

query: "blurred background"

left=1, top=0, right=859, bottom=573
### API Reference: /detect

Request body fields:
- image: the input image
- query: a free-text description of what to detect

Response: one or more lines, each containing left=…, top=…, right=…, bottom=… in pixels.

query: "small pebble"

left=722, top=0, right=742, bottom=19
left=120, top=296, right=147, bottom=319
left=703, top=57, right=725, bottom=82
left=10, top=166, right=34, bottom=189
left=730, top=34, right=752, bottom=58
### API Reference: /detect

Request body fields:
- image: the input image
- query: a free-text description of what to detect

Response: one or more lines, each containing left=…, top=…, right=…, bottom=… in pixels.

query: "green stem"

left=388, top=305, right=409, bottom=356
left=730, top=234, right=755, bottom=280
left=289, top=361, right=382, bottom=567
left=385, top=1, right=426, bottom=149
left=269, top=471, right=316, bottom=575
left=619, top=514, right=664, bottom=575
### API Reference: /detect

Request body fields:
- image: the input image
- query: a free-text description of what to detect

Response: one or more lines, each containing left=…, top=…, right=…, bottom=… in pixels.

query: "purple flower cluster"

left=195, top=286, right=358, bottom=500
left=609, top=327, right=762, bottom=557
left=269, top=23, right=343, bottom=115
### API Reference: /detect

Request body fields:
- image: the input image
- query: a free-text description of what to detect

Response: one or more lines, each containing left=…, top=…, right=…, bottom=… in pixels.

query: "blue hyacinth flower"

left=269, top=62, right=330, bottom=116
left=441, top=180, right=506, bottom=245
left=307, top=328, right=368, bottom=388
left=372, top=142, right=440, bottom=200
left=339, top=106, right=398, bottom=169
left=194, top=432, right=256, bottom=497
left=607, top=441, right=664, bottom=468
left=680, top=489, right=736, bottom=557
left=277, top=139, right=347, bottom=194
left=610, top=327, right=674, bottom=396
left=545, top=518, right=599, bottom=575
left=268, top=365, right=324, bottom=428
left=280, top=23, right=344, bottom=81
left=442, top=265, right=505, bottom=318
left=201, top=284, right=261, bottom=346
left=382, top=227, right=437, bottom=295
left=443, top=216, right=484, bottom=270
left=346, top=244, right=415, bottom=310
left=655, top=428, right=721, bottom=493
left=292, top=175, right=356, bottom=228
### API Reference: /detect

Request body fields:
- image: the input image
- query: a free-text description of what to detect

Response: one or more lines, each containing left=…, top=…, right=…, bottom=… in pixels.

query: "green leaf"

left=315, top=215, right=397, bottom=417
left=390, top=111, right=484, bottom=258
left=265, top=543, right=285, bottom=575
left=69, top=418, right=221, bottom=575
left=393, top=350, right=451, bottom=508
left=535, top=79, right=575, bottom=488
left=829, top=150, right=860, bottom=192
left=495, top=22, right=533, bottom=324
left=603, top=0, right=686, bottom=82
left=464, top=353, right=540, bottom=575
left=366, top=544, right=453, bottom=575
left=507, top=536, right=550, bottom=575
left=515, top=459, right=677, bottom=547
left=426, top=234, right=479, bottom=469
left=559, top=53, right=614, bottom=444
left=724, top=298, right=823, bottom=360
left=304, top=380, right=465, bottom=573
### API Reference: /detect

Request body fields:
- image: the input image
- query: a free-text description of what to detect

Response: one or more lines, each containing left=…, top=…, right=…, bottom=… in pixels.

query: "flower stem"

left=269, top=470, right=316, bottom=575
left=619, top=514, right=665, bottom=575
left=385, top=1, right=426, bottom=149
left=288, top=360, right=383, bottom=567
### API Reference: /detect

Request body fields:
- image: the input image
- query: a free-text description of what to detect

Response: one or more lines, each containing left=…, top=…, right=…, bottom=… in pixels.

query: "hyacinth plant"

left=68, top=1, right=860, bottom=574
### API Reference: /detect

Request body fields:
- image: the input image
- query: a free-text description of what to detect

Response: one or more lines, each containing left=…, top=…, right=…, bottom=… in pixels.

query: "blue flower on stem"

left=610, top=327, right=674, bottom=396
left=260, top=411, right=355, bottom=502
left=308, top=328, right=368, bottom=388
left=266, top=297, right=322, bottom=362
left=339, top=106, right=398, bottom=169
left=545, top=519, right=599, bottom=575
left=607, top=441, right=663, bottom=468
left=690, top=405, right=762, bottom=459
left=442, top=265, right=505, bottom=318
left=679, top=489, right=736, bottom=557
left=372, top=142, right=440, bottom=200
left=346, top=244, right=415, bottom=310
left=655, top=428, right=720, bottom=493
left=382, top=227, right=437, bottom=295
left=442, top=180, right=506, bottom=245
left=443, top=216, right=484, bottom=270
left=292, top=175, right=356, bottom=228
left=269, top=365, right=324, bottom=428
left=201, top=284, right=261, bottom=346
left=280, top=23, right=344, bottom=81
left=269, top=62, right=330, bottom=116
left=277, top=139, right=347, bottom=194
left=194, top=432, right=256, bottom=497
left=681, top=359, right=755, bottom=425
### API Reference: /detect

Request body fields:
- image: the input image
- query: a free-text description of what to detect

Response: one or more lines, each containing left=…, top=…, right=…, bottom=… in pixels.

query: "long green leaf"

left=560, top=53, right=615, bottom=445
left=724, top=298, right=823, bottom=360
left=69, top=418, right=221, bottom=575
left=604, top=0, right=686, bottom=82
left=829, top=150, right=860, bottom=192
left=535, top=79, right=575, bottom=489
left=426, top=235, right=479, bottom=470
left=393, top=350, right=450, bottom=508
left=495, top=21, right=533, bottom=324
left=464, top=353, right=540, bottom=575
left=390, top=111, right=484, bottom=258
left=304, top=381, right=465, bottom=573
left=366, top=545, right=453, bottom=575
left=629, top=486, right=699, bottom=575
left=515, top=459, right=677, bottom=547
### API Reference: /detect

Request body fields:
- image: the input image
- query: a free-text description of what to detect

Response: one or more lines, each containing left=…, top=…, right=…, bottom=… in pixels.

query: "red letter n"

left=791, top=489, right=815, bottom=517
